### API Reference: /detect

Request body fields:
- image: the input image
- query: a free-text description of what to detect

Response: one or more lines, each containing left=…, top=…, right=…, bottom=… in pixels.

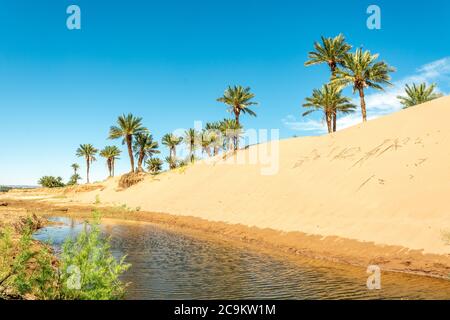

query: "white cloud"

left=284, top=57, right=450, bottom=134
left=282, top=115, right=327, bottom=132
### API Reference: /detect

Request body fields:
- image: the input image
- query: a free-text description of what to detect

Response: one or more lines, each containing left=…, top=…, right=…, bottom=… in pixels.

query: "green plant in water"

left=0, top=212, right=130, bottom=300
left=58, top=213, right=130, bottom=300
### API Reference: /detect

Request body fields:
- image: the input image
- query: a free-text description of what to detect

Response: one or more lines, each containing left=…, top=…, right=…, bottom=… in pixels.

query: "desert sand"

left=59, top=96, right=450, bottom=257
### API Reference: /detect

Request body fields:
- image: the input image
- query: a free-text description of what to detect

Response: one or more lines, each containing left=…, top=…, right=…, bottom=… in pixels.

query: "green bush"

left=67, top=174, right=82, bottom=186
left=0, top=213, right=130, bottom=300
left=59, top=219, right=130, bottom=299
left=38, top=176, right=65, bottom=188
left=0, top=186, right=12, bottom=193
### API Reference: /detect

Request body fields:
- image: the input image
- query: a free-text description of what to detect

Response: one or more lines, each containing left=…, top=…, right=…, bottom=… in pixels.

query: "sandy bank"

left=2, top=96, right=450, bottom=278
left=1, top=199, right=450, bottom=279
left=61, top=96, right=450, bottom=256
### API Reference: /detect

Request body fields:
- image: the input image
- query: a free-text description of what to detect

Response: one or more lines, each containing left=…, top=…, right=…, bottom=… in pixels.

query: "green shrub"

left=38, top=176, right=65, bottom=188
left=0, top=213, right=130, bottom=300
left=58, top=214, right=130, bottom=300
left=67, top=174, right=82, bottom=186
left=146, top=157, right=163, bottom=175
left=0, top=186, right=12, bottom=193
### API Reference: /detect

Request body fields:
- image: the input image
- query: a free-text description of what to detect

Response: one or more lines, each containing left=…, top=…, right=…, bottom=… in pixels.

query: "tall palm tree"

left=146, top=157, right=163, bottom=175
left=184, top=128, right=199, bottom=163
left=133, top=133, right=160, bottom=172
left=332, top=49, right=396, bottom=122
left=108, top=113, right=147, bottom=173
left=100, top=146, right=121, bottom=177
left=161, top=133, right=183, bottom=159
left=76, top=144, right=98, bottom=184
left=217, top=85, right=257, bottom=149
left=305, top=34, right=352, bottom=131
left=302, top=84, right=356, bottom=133
left=219, top=119, right=243, bottom=151
left=397, top=83, right=443, bottom=109
left=71, top=163, right=80, bottom=175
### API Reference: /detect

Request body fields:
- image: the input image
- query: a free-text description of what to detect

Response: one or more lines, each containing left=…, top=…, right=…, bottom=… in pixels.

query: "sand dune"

left=72, top=96, right=450, bottom=255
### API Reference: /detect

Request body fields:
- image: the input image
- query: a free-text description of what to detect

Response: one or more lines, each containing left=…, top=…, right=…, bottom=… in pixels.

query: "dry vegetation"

left=118, top=172, right=146, bottom=189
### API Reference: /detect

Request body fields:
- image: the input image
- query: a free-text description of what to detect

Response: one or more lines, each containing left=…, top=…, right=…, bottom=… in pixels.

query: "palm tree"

left=184, top=128, right=199, bottom=163
left=68, top=163, right=81, bottom=185
left=71, top=163, right=80, bottom=175
left=133, top=133, right=160, bottom=172
left=146, top=158, right=163, bottom=175
left=164, top=156, right=178, bottom=170
left=217, top=85, right=257, bottom=149
left=305, top=34, right=352, bottom=131
left=201, top=131, right=212, bottom=157
left=162, top=133, right=183, bottom=159
left=205, top=122, right=222, bottom=155
left=219, top=119, right=243, bottom=151
left=100, top=146, right=121, bottom=177
left=397, top=83, right=443, bottom=109
left=108, top=114, right=147, bottom=173
left=76, top=144, right=98, bottom=184
left=332, top=49, right=396, bottom=122
left=67, top=173, right=82, bottom=186
left=302, top=84, right=356, bottom=133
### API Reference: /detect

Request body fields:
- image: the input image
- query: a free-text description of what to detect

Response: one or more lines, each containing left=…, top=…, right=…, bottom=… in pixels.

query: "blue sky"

left=1, top=0, right=450, bottom=185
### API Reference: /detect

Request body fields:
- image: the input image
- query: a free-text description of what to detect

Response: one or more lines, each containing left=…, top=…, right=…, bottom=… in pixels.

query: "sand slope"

left=73, top=96, right=450, bottom=255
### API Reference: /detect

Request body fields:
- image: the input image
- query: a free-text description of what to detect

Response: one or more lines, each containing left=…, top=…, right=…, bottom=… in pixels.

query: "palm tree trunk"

left=190, top=144, right=195, bottom=162
left=329, top=63, right=337, bottom=79
left=137, top=151, right=145, bottom=172
left=126, top=135, right=135, bottom=173
left=108, top=159, right=113, bottom=177
left=358, top=88, right=367, bottom=122
left=112, top=159, right=115, bottom=177
left=86, top=158, right=90, bottom=184
left=234, top=111, right=240, bottom=150
left=330, top=64, right=338, bottom=132
left=326, top=112, right=332, bottom=134
left=332, top=111, right=337, bottom=132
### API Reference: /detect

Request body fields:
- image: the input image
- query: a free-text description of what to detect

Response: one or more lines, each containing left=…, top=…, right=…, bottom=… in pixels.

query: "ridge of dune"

left=73, top=96, right=450, bottom=255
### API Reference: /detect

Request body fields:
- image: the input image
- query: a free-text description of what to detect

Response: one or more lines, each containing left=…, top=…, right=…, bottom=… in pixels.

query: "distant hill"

left=0, top=185, right=38, bottom=191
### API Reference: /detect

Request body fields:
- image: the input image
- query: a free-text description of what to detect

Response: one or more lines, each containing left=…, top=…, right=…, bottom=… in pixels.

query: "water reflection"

left=33, top=217, right=450, bottom=300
